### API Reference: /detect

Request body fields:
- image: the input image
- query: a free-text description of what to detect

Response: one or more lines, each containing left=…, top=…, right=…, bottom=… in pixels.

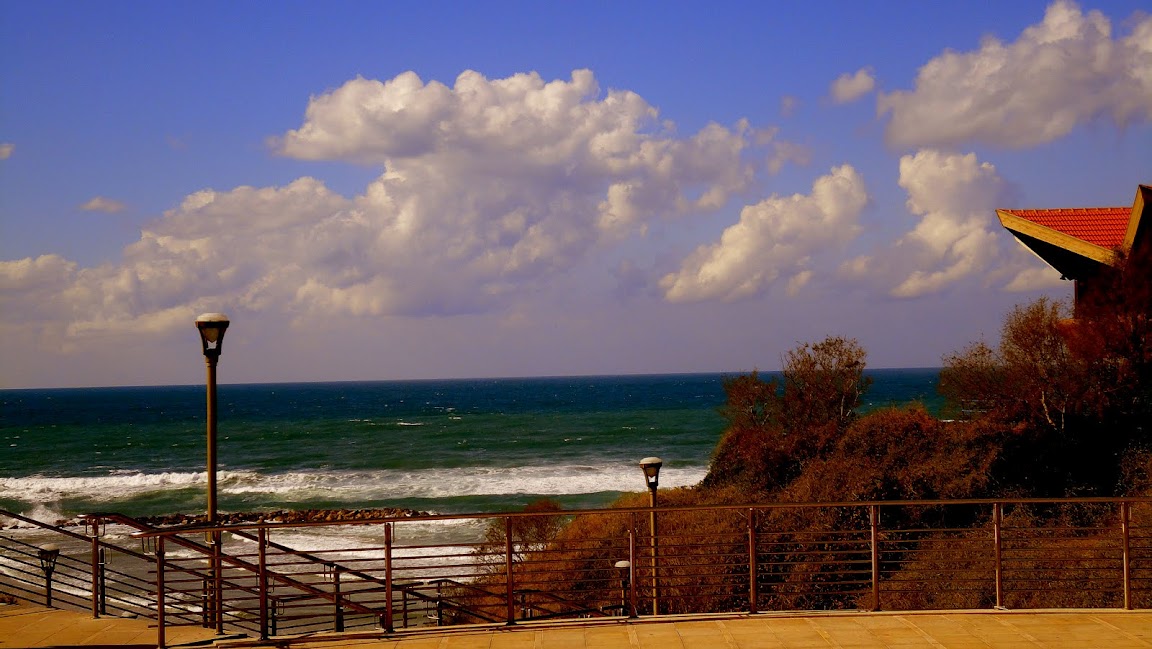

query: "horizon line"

left=0, top=367, right=944, bottom=392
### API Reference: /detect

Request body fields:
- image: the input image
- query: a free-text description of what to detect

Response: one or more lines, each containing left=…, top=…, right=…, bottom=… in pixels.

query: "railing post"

left=993, top=502, right=1003, bottom=609
left=331, top=564, right=344, bottom=632
left=870, top=504, right=880, bottom=611
left=384, top=522, right=394, bottom=632
left=1122, top=501, right=1131, bottom=610
left=156, top=536, right=166, bottom=649
left=257, top=528, right=268, bottom=640
left=90, top=535, right=100, bottom=618
left=98, top=547, right=107, bottom=616
left=504, top=516, right=515, bottom=625
left=748, top=508, right=758, bottom=614
left=628, top=516, right=638, bottom=618
left=435, top=581, right=443, bottom=626
left=85, top=515, right=106, bottom=618
left=213, top=531, right=224, bottom=635
left=270, top=598, right=279, bottom=636
left=201, top=567, right=210, bottom=629
left=401, top=586, right=408, bottom=629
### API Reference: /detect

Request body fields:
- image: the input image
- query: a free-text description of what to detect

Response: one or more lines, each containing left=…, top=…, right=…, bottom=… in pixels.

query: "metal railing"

left=4, top=498, right=1151, bottom=648
left=0, top=510, right=177, bottom=620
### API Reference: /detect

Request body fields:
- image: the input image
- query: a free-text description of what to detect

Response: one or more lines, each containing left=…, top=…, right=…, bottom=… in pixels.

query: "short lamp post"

left=613, top=560, right=632, bottom=616
left=38, top=544, right=60, bottom=607
left=195, top=312, right=229, bottom=635
left=639, top=456, right=662, bottom=615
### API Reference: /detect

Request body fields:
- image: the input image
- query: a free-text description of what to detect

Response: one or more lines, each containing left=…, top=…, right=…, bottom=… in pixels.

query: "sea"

left=0, top=369, right=942, bottom=524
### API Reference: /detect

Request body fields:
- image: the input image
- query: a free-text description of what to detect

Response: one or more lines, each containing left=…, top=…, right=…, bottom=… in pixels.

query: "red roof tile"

left=1000, top=206, right=1131, bottom=248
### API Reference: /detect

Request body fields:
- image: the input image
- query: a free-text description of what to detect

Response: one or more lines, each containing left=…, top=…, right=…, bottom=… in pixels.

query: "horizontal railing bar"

left=128, top=496, right=1152, bottom=537
left=12, top=496, right=1152, bottom=638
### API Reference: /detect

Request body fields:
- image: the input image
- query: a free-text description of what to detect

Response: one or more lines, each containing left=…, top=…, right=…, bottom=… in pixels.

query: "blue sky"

left=1, top=1, right=1149, bottom=388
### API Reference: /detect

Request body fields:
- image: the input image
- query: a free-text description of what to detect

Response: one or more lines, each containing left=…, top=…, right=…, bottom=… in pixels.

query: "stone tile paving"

left=0, top=602, right=220, bottom=647
left=5, top=603, right=1152, bottom=648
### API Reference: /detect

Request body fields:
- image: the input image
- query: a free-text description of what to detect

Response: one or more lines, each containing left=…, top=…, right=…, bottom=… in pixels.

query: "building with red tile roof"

left=997, top=184, right=1151, bottom=310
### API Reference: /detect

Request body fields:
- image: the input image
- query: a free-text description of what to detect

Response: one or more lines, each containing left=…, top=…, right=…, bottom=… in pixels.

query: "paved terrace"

left=4, top=604, right=1152, bottom=649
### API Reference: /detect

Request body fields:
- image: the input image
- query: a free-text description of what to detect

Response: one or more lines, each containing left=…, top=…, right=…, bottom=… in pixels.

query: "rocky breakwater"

left=139, top=507, right=430, bottom=528
left=35, top=507, right=430, bottom=530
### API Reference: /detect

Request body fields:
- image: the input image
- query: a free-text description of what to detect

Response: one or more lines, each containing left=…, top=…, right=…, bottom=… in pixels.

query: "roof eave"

left=996, top=209, right=1117, bottom=266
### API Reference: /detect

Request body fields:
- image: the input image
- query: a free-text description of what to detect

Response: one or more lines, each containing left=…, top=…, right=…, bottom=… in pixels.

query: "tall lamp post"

left=196, top=312, right=229, bottom=634
left=639, top=456, right=662, bottom=615
left=195, top=313, right=230, bottom=525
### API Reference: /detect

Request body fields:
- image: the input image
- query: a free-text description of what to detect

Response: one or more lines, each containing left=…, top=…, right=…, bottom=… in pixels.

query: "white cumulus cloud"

left=660, top=165, right=868, bottom=303
left=0, top=254, right=76, bottom=293
left=2, top=69, right=788, bottom=340
left=80, top=196, right=127, bottom=213
left=0, top=255, right=79, bottom=327
left=839, top=150, right=1061, bottom=298
left=841, top=150, right=1067, bottom=297
left=1002, top=263, right=1064, bottom=292
left=879, top=0, right=1152, bottom=149
left=830, top=67, right=876, bottom=104
left=889, top=151, right=1011, bottom=297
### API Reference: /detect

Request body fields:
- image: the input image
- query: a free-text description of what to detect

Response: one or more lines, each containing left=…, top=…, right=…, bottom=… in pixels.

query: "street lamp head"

left=38, top=543, right=60, bottom=572
left=639, top=456, right=663, bottom=490
left=196, top=313, right=230, bottom=358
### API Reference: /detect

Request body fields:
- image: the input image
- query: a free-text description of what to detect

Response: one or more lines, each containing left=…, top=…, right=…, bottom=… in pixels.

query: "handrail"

left=0, top=511, right=183, bottom=621
left=2, top=509, right=98, bottom=543
left=128, top=496, right=1152, bottom=537
left=418, top=579, right=504, bottom=624
left=8, top=497, right=1150, bottom=647
left=232, top=528, right=417, bottom=603
left=89, top=512, right=382, bottom=620
left=513, top=588, right=616, bottom=619
left=174, top=516, right=604, bottom=628
left=77, top=513, right=269, bottom=617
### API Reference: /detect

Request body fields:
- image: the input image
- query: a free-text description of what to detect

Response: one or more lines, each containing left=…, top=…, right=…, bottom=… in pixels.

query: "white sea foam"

left=1, top=464, right=706, bottom=505
left=0, top=470, right=253, bottom=503
left=260, top=518, right=488, bottom=555
left=238, top=519, right=494, bottom=579
left=19, top=502, right=70, bottom=524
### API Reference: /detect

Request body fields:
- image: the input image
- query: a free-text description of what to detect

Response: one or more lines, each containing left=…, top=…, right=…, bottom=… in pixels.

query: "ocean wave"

left=0, top=470, right=253, bottom=504
left=0, top=463, right=706, bottom=506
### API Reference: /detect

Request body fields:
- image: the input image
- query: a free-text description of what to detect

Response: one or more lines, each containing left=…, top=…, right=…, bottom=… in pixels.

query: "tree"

left=940, top=298, right=1088, bottom=435
left=703, top=371, right=784, bottom=492
left=782, top=336, right=872, bottom=445
left=939, top=237, right=1152, bottom=495
left=936, top=340, right=1005, bottom=419
left=702, top=336, right=872, bottom=494
left=718, top=371, right=780, bottom=432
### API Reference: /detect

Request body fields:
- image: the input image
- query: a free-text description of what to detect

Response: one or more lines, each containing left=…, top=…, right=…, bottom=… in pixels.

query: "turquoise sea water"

left=0, top=370, right=940, bottom=520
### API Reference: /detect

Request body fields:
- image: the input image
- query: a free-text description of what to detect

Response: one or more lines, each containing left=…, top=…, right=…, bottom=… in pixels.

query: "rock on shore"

left=140, top=507, right=430, bottom=527
left=47, top=507, right=429, bottom=529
